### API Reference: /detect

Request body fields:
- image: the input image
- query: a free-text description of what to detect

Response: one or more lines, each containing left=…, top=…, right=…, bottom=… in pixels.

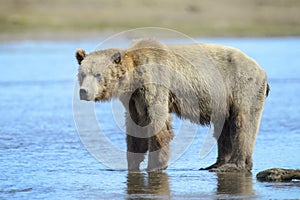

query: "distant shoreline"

left=1, top=0, right=300, bottom=42
left=1, top=30, right=299, bottom=43
left=0, top=30, right=116, bottom=43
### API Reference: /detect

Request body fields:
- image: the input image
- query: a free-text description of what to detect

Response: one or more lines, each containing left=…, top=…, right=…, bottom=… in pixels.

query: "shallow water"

left=1, top=38, right=300, bottom=199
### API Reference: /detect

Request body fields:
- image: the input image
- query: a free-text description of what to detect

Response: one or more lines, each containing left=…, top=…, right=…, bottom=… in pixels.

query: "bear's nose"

left=79, top=88, right=88, bottom=100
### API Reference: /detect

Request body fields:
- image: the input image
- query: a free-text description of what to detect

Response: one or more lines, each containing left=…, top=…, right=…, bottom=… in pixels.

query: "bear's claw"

left=199, top=162, right=222, bottom=170
left=209, top=163, right=250, bottom=173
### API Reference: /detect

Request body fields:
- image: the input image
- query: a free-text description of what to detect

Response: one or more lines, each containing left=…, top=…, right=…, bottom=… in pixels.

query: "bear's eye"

left=111, top=52, right=121, bottom=64
left=95, top=73, right=102, bottom=79
left=79, top=73, right=86, bottom=82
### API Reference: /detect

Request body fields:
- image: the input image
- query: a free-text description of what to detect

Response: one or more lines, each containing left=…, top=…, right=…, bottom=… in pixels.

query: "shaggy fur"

left=76, top=39, right=269, bottom=172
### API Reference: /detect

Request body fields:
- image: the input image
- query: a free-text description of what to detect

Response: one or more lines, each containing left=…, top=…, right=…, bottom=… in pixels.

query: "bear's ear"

left=111, top=52, right=121, bottom=64
left=76, top=49, right=86, bottom=65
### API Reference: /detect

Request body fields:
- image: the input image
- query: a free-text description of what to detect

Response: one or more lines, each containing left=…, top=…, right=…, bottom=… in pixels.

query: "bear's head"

left=76, top=39, right=171, bottom=102
left=76, top=48, right=131, bottom=101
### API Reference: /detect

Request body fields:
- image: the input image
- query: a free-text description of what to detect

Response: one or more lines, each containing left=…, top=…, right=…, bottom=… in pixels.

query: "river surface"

left=1, top=37, right=300, bottom=199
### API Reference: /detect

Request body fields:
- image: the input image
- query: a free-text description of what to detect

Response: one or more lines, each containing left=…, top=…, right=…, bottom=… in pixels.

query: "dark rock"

left=256, top=168, right=300, bottom=182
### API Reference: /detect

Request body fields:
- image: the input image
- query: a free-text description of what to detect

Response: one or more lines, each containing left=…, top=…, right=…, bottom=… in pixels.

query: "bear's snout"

left=79, top=88, right=89, bottom=100
left=79, top=75, right=98, bottom=101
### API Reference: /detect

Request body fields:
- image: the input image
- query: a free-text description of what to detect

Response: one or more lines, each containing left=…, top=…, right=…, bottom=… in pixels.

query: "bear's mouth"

left=95, top=92, right=107, bottom=101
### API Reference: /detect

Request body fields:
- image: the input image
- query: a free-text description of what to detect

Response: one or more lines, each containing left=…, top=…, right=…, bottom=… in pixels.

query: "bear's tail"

left=266, top=83, right=270, bottom=97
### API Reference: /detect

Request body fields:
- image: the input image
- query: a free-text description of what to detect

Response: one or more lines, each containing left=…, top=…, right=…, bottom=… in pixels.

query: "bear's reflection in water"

left=126, top=172, right=255, bottom=199
left=126, top=172, right=170, bottom=199
left=217, top=172, right=255, bottom=197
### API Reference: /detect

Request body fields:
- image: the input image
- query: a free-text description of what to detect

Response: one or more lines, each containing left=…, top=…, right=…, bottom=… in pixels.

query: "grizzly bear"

left=76, top=39, right=269, bottom=172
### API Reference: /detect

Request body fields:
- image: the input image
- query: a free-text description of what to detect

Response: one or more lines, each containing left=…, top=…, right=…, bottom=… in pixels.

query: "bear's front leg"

left=147, top=115, right=174, bottom=172
left=125, top=112, right=149, bottom=172
left=126, top=135, right=148, bottom=172
left=138, top=84, right=172, bottom=171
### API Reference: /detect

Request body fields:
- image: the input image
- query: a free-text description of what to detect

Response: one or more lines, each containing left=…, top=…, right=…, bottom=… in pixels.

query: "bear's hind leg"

left=244, top=99, right=266, bottom=171
left=210, top=109, right=257, bottom=172
left=200, top=120, right=232, bottom=170
left=212, top=92, right=266, bottom=173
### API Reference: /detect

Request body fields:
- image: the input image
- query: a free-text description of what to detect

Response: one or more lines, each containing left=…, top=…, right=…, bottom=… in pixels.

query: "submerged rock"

left=256, top=168, right=300, bottom=182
